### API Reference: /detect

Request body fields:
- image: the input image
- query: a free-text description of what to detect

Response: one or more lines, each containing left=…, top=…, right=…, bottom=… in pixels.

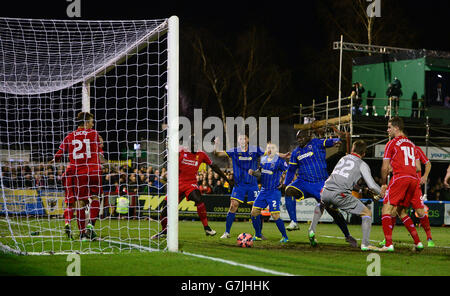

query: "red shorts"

left=62, top=172, right=76, bottom=205
left=410, top=182, right=425, bottom=210
left=73, top=169, right=102, bottom=201
left=383, top=175, right=419, bottom=208
left=179, top=182, right=200, bottom=201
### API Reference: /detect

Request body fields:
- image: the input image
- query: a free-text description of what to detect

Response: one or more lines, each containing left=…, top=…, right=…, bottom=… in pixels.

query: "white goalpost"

left=0, top=16, right=179, bottom=254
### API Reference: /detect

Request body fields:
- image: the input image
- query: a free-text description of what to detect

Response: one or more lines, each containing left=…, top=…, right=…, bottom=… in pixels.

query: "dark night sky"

left=2, top=0, right=450, bottom=116
left=2, top=0, right=450, bottom=160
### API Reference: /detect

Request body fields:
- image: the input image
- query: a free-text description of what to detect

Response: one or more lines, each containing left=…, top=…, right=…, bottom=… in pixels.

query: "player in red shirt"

left=152, top=134, right=233, bottom=239
left=51, top=112, right=105, bottom=241
left=380, top=145, right=434, bottom=248
left=379, top=117, right=423, bottom=252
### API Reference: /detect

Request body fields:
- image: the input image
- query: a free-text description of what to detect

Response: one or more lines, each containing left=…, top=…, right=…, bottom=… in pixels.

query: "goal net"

left=0, top=16, right=179, bottom=254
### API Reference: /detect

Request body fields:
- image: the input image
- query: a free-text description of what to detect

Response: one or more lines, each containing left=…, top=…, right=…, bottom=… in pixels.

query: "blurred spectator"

left=213, top=180, right=228, bottom=194
left=199, top=179, right=212, bottom=195
left=350, top=82, right=365, bottom=116
left=386, top=77, right=402, bottom=117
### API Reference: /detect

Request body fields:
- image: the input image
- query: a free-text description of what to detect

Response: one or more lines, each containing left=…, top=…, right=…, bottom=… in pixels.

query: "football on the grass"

left=236, top=233, right=253, bottom=248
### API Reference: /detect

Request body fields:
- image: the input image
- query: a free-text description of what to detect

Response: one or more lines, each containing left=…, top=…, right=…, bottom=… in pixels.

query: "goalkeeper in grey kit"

left=309, top=140, right=381, bottom=251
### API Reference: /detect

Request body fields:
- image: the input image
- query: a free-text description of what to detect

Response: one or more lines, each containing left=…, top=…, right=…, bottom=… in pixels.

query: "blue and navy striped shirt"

left=284, top=138, right=340, bottom=184
left=226, top=145, right=265, bottom=186
left=260, top=155, right=288, bottom=190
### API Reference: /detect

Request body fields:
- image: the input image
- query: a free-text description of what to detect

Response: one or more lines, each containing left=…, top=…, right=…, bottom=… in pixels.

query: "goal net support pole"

left=166, top=15, right=179, bottom=253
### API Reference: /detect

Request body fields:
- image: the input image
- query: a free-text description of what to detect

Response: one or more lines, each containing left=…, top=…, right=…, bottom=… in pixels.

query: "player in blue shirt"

left=249, top=142, right=289, bottom=242
left=214, top=133, right=265, bottom=239
left=280, top=129, right=357, bottom=247
left=214, top=133, right=289, bottom=239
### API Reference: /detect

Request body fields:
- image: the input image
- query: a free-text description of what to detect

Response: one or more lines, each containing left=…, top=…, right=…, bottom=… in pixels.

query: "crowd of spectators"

left=0, top=161, right=237, bottom=197
left=1, top=161, right=449, bottom=201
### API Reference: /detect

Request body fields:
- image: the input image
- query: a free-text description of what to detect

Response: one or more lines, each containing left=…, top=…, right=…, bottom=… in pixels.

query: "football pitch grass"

left=1, top=218, right=449, bottom=276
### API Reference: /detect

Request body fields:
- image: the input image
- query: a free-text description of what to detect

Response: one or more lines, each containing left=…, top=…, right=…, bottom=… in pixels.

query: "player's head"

left=351, top=140, right=367, bottom=158
left=296, top=129, right=312, bottom=147
left=237, top=133, right=249, bottom=148
left=387, top=116, right=404, bottom=138
left=77, top=112, right=94, bottom=129
left=266, top=141, right=278, bottom=156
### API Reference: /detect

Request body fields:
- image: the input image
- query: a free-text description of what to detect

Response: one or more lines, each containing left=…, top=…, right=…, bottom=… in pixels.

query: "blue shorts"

left=286, top=179, right=324, bottom=202
left=230, top=183, right=259, bottom=204
left=253, top=188, right=281, bottom=213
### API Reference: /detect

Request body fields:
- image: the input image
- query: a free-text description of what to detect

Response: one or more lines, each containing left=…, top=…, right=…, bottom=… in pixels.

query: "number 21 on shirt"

left=72, top=139, right=91, bottom=159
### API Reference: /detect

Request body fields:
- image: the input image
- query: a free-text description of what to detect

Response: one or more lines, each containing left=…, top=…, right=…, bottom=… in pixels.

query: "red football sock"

left=418, top=214, right=432, bottom=240
left=391, top=215, right=397, bottom=231
left=89, top=199, right=100, bottom=226
left=401, top=215, right=421, bottom=244
left=196, top=202, right=209, bottom=227
left=382, top=214, right=394, bottom=246
left=64, top=207, right=74, bottom=225
left=76, top=207, right=86, bottom=234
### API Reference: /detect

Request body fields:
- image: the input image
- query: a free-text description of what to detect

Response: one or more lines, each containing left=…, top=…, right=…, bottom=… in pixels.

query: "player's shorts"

left=179, top=182, right=200, bottom=201
left=73, top=169, right=102, bottom=201
left=253, top=188, right=281, bottom=213
left=62, top=172, right=76, bottom=205
left=286, top=179, right=324, bottom=202
left=230, top=183, right=259, bottom=204
left=321, top=189, right=366, bottom=216
left=383, top=175, right=419, bottom=208
left=409, top=181, right=425, bottom=210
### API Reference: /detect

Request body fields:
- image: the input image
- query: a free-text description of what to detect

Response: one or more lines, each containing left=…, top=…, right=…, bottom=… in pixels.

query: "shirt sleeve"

left=279, top=158, right=289, bottom=172
left=59, top=134, right=70, bottom=153
left=383, top=140, right=394, bottom=160
left=323, top=137, right=340, bottom=148
left=360, top=162, right=381, bottom=195
left=416, top=146, right=429, bottom=164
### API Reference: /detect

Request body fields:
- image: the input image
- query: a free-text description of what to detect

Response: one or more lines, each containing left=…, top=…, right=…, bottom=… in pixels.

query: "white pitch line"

left=182, top=251, right=297, bottom=276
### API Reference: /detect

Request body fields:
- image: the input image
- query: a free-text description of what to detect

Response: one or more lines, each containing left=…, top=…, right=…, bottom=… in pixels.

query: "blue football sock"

left=275, top=218, right=288, bottom=239
left=251, top=215, right=262, bottom=238
left=285, top=196, right=297, bottom=223
left=225, top=212, right=236, bottom=233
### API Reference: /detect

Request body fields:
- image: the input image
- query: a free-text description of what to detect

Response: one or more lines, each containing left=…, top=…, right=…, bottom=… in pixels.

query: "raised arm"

left=213, top=138, right=229, bottom=158
left=209, top=163, right=233, bottom=187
